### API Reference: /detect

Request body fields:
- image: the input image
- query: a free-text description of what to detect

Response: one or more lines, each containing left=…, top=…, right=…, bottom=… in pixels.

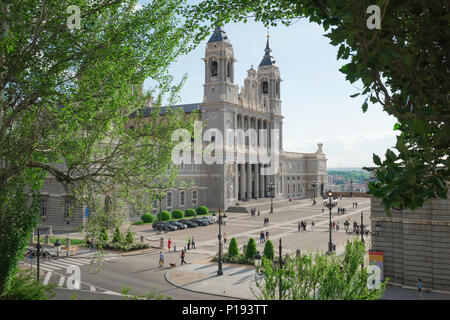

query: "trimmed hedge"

left=125, top=229, right=134, bottom=245
left=196, top=206, right=209, bottom=215
left=112, top=228, right=123, bottom=244
left=185, top=208, right=196, bottom=217
left=156, top=211, right=171, bottom=221
left=263, top=240, right=274, bottom=260
left=141, top=213, right=154, bottom=223
left=172, top=209, right=184, bottom=219
left=228, top=238, right=239, bottom=257
left=245, top=238, right=257, bottom=260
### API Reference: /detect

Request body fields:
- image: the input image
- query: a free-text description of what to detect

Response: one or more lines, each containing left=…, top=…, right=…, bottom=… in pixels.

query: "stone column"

left=247, top=162, right=252, bottom=199
left=259, top=163, right=264, bottom=198
left=255, top=163, right=259, bottom=199
left=240, top=163, right=246, bottom=200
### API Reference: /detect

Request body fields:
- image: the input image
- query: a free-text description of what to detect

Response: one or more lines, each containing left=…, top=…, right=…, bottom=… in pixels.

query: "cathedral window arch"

left=262, top=80, right=269, bottom=94
left=227, top=61, right=231, bottom=78
left=211, top=60, right=218, bottom=77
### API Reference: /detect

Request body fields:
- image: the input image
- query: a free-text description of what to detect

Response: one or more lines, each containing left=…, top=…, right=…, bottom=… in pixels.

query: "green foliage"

left=125, top=229, right=134, bottom=245
left=99, top=227, right=109, bottom=243
left=263, top=240, right=274, bottom=260
left=227, top=237, right=239, bottom=257
left=171, top=209, right=184, bottom=219
left=211, top=253, right=253, bottom=265
left=187, top=0, right=449, bottom=213
left=0, top=270, right=56, bottom=300
left=141, top=213, right=155, bottom=223
left=121, top=285, right=170, bottom=300
left=156, top=211, right=171, bottom=221
left=245, top=238, right=257, bottom=260
left=196, top=206, right=209, bottom=215
left=251, top=239, right=387, bottom=300
left=184, top=209, right=196, bottom=217
left=112, top=228, right=123, bottom=244
left=101, top=242, right=150, bottom=252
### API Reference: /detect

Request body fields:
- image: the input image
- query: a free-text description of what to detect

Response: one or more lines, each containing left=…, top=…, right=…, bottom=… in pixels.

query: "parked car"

left=198, top=216, right=215, bottom=224
left=191, top=218, right=208, bottom=226
left=179, top=219, right=198, bottom=228
left=167, top=220, right=187, bottom=229
left=152, top=222, right=177, bottom=232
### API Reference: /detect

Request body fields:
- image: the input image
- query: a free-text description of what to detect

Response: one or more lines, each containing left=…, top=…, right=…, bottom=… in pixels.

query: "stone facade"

left=371, top=192, right=450, bottom=292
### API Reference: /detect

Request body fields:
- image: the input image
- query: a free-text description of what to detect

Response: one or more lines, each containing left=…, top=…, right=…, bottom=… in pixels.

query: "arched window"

left=262, top=81, right=269, bottom=94
left=211, top=61, right=218, bottom=76
left=227, top=61, right=231, bottom=78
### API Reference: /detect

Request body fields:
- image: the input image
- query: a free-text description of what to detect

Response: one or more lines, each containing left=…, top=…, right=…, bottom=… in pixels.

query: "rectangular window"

left=180, top=191, right=185, bottom=207
left=166, top=192, right=172, bottom=208
left=40, top=197, right=47, bottom=217
left=64, top=199, right=72, bottom=218
left=192, top=190, right=198, bottom=207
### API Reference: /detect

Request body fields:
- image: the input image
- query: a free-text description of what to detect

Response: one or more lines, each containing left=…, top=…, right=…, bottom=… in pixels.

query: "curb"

left=164, top=268, right=248, bottom=300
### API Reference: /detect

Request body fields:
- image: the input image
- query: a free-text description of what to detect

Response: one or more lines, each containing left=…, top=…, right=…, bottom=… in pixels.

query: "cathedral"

left=37, top=26, right=328, bottom=231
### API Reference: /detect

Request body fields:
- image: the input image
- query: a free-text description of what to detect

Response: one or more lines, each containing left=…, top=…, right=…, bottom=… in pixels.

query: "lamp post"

left=349, top=178, right=354, bottom=197
left=323, top=190, right=338, bottom=254
left=217, top=208, right=223, bottom=276
left=36, top=226, right=41, bottom=281
left=311, top=182, right=317, bottom=205
left=159, top=198, right=162, bottom=234
left=267, top=183, right=275, bottom=213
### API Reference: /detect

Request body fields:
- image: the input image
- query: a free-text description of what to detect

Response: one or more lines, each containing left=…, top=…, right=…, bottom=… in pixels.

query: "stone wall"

left=370, top=193, right=450, bottom=292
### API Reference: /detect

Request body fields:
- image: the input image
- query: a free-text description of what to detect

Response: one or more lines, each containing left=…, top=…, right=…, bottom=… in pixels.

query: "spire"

left=207, top=24, right=230, bottom=43
left=259, top=32, right=275, bottom=66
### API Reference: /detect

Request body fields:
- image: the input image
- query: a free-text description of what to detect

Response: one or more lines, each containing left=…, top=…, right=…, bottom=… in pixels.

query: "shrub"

left=228, top=237, right=239, bottom=257
left=196, top=206, right=209, bottom=215
left=184, top=208, right=195, bottom=217
left=99, top=227, right=109, bottom=242
left=156, top=211, right=171, bottom=221
left=171, top=209, right=184, bottom=219
left=263, top=240, right=274, bottom=260
left=101, top=242, right=149, bottom=252
left=141, top=213, right=154, bottom=223
left=125, top=229, right=134, bottom=245
left=112, top=228, right=123, bottom=244
left=245, top=238, right=258, bottom=260
left=0, top=270, right=56, bottom=300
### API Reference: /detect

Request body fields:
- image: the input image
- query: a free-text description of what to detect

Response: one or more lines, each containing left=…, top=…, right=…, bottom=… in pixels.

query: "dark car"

left=167, top=221, right=187, bottom=229
left=191, top=218, right=208, bottom=226
left=152, top=222, right=177, bottom=231
left=179, top=219, right=198, bottom=228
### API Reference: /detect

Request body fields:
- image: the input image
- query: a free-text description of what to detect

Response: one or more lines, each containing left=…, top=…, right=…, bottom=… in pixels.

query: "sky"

left=142, top=7, right=399, bottom=168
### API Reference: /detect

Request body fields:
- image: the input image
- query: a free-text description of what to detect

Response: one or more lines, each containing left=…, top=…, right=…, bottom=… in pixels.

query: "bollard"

left=160, top=237, right=164, bottom=249
left=45, top=235, right=49, bottom=245
left=140, top=235, right=144, bottom=243
left=48, top=225, right=53, bottom=236
left=296, top=249, right=301, bottom=258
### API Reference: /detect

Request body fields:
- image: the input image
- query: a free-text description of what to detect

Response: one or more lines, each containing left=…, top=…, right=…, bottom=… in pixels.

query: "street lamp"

left=217, top=208, right=223, bottom=276
left=54, top=239, right=61, bottom=259
left=311, top=182, right=317, bottom=205
left=349, top=178, right=354, bottom=197
left=323, top=190, right=338, bottom=254
left=267, top=183, right=275, bottom=213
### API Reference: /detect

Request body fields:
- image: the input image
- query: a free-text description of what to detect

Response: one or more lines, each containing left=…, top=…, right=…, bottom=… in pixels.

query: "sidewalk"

left=165, top=258, right=450, bottom=300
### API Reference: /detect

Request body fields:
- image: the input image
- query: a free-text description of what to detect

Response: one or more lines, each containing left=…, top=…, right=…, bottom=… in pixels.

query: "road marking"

left=58, top=275, right=66, bottom=287
left=43, top=271, right=52, bottom=285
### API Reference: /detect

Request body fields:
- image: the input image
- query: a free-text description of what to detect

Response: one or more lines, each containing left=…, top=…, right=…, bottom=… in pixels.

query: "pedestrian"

left=267, top=217, right=269, bottom=226
left=90, top=238, right=95, bottom=252
left=258, top=210, right=260, bottom=216
left=260, top=231, right=264, bottom=243
left=223, top=233, right=227, bottom=245
left=191, top=236, right=196, bottom=249
left=159, top=251, right=164, bottom=267
left=168, top=238, right=172, bottom=251
left=298, top=221, right=301, bottom=232
left=337, top=222, right=340, bottom=231
left=180, top=250, right=187, bottom=265
left=303, top=221, right=306, bottom=231
left=417, top=278, right=423, bottom=299
left=263, top=217, right=266, bottom=227
left=265, top=230, right=269, bottom=240
left=356, top=202, right=358, bottom=208
left=223, top=214, right=227, bottom=225
left=311, top=221, right=315, bottom=230
left=262, top=232, right=266, bottom=242
left=187, top=236, right=191, bottom=250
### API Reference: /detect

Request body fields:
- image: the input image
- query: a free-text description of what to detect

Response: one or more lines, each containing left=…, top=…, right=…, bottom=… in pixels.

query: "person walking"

left=159, top=252, right=164, bottom=267
left=265, top=230, right=269, bottom=240
left=180, top=250, right=187, bottom=265
left=336, top=222, right=340, bottom=231
left=168, top=238, right=172, bottom=251
left=191, top=236, right=196, bottom=249
left=257, top=210, right=260, bottom=216
left=223, top=233, right=227, bottom=246
left=260, top=231, right=264, bottom=243
left=90, top=238, right=95, bottom=252
left=266, top=217, right=269, bottom=226
left=187, top=236, right=191, bottom=250
left=311, top=221, right=315, bottom=230
left=298, top=221, right=301, bottom=232
left=417, top=278, right=423, bottom=299
left=303, top=221, right=307, bottom=231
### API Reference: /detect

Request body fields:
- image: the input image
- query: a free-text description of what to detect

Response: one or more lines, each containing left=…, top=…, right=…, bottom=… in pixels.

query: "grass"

left=38, top=236, right=86, bottom=246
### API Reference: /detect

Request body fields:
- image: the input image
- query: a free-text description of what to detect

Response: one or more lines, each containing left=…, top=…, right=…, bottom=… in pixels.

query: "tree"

left=245, top=238, right=257, bottom=260
left=112, top=228, right=123, bottom=244
left=263, top=240, right=274, bottom=260
left=125, top=229, right=134, bottom=245
left=228, top=237, right=239, bottom=257
left=251, top=239, right=387, bottom=300
left=0, top=0, right=202, bottom=295
left=186, top=0, right=449, bottom=215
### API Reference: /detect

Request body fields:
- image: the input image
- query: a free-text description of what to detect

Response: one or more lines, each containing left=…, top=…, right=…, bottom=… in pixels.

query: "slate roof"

left=207, top=25, right=230, bottom=43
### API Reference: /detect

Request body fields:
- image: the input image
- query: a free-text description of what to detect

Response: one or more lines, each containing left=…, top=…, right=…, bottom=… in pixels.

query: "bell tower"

left=203, top=25, right=238, bottom=105
left=257, top=34, right=282, bottom=115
